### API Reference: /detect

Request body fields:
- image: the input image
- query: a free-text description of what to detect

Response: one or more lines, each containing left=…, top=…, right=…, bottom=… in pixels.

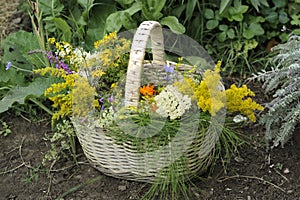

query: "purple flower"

left=164, top=75, right=172, bottom=81
left=5, top=61, right=11, bottom=70
left=108, top=96, right=114, bottom=102
left=47, top=51, right=72, bottom=74
left=99, top=98, right=104, bottom=103
left=163, top=64, right=175, bottom=73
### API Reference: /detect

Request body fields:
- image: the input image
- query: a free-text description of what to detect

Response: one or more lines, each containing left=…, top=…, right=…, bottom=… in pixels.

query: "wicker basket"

left=73, top=21, right=223, bottom=183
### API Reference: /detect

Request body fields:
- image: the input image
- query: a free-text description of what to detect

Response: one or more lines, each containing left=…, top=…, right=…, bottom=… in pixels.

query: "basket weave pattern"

left=73, top=21, right=220, bottom=182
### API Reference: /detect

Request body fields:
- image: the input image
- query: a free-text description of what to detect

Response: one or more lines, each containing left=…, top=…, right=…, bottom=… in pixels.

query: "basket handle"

left=124, top=21, right=165, bottom=107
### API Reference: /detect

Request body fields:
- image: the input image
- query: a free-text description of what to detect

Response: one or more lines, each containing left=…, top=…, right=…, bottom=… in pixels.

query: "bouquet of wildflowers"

left=35, top=28, right=264, bottom=185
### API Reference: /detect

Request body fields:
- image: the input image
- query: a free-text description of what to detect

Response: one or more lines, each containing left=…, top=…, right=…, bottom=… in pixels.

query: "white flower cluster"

left=97, top=106, right=115, bottom=128
left=154, top=85, right=192, bottom=120
left=70, top=47, right=90, bottom=68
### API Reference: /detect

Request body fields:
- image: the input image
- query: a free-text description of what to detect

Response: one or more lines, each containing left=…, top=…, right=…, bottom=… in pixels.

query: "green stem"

left=29, top=98, right=53, bottom=116
left=55, top=175, right=103, bottom=200
left=10, top=65, right=33, bottom=73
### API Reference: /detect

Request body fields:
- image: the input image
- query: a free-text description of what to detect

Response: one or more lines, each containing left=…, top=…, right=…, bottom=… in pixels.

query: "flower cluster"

left=225, top=84, right=264, bottom=122
left=154, top=85, right=192, bottom=120
left=36, top=33, right=131, bottom=122
left=34, top=67, right=79, bottom=122
left=173, top=61, right=263, bottom=122
left=37, top=31, right=264, bottom=126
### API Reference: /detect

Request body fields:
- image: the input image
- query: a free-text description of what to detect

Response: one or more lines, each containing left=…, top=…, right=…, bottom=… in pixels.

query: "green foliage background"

left=0, top=0, right=299, bottom=148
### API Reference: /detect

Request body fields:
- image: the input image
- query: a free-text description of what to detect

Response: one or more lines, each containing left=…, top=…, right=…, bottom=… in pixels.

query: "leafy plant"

left=42, top=119, right=77, bottom=166
left=22, top=168, right=40, bottom=183
left=251, top=33, right=300, bottom=149
left=0, top=120, right=11, bottom=136
left=105, top=0, right=185, bottom=34
left=36, top=0, right=117, bottom=49
left=0, top=30, right=53, bottom=114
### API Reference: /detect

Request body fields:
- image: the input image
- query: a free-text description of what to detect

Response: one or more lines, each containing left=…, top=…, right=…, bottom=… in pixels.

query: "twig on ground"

left=274, top=168, right=289, bottom=182
left=18, top=136, right=30, bottom=167
left=0, top=163, right=25, bottom=175
left=217, top=174, right=286, bottom=193
left=0, top=137, right=28, bottom=175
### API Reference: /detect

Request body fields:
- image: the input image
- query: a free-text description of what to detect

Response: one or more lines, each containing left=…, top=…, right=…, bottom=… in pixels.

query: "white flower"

left=233, top=114, right=248, bottom=123
left=97, top=107, right=115, bottom=127
left=154, top=85, right=191, bottom=120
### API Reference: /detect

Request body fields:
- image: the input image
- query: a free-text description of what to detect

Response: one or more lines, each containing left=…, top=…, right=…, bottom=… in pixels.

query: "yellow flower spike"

left=215, top=60, right=222, bottom=73
left=72, top=76, right=96, bottom=117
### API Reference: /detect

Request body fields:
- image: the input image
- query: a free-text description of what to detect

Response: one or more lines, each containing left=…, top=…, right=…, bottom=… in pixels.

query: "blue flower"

left=5, top=61, right=11, bottom=70
left=163, top=64, right=175, bottom=73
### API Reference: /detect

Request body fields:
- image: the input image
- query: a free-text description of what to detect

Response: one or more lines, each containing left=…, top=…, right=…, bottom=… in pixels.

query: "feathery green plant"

left=251, top=33, right=300, bottom=149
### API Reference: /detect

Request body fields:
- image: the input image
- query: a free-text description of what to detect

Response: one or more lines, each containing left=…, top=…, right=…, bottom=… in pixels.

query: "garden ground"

left=0, top=100, right=300, bottom=200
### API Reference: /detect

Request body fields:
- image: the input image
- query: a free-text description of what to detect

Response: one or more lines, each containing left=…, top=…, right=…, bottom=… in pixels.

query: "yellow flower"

left=193, top=61, right=225, bottom=115
left=91, top=70, right=105, bottom=77
left=225, top=84, right=264, bottom=122
left=174, top=77, right=197, bottom=100
left=94, top=32, right=117, bottom=49
left=194, top=81, right=225, bottom=115
left=110, top=83, right=116, bottom=89
left=72, top=76, right=97, bottom=117
left=48, top=37, right=56, bottom=44
left=99, top=49, right=113, bottom=67
left=34, top=67, right=79, bottom=122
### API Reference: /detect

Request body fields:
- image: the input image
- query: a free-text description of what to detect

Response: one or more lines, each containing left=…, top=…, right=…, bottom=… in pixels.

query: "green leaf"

left=206, top=20, right=219, bottom=30
left=52, top=18, right=72, bottom=42
left=141, top=0, right=163, bottom=20
left=152, top=0, right=166, bottom=13
left=77, top=0, right=95, bottom=10
left=172, top=4, right=186, bottom=18
left=160, top=16, right=186, bottom=34
left=265, top=11, right=278, bottom=23
left=249, top=23, right=264, bottom=35
left=219, top=24, right=228, bottom=31
left=273, top=0, right=286, bottom=8
left=220, top=0, right=232, bottom=14
left=227, top=28, right=235, bottom=39
left=1, top=31, right=44, bottom=75
left=0, top=77, right=52, bottom=113
left=231, top=5, right=248, bottom=21
left=204, top=9, right=215, bottom=19
left=185, top=0, right=197, bottom=22
left=115, top=0, right=135, bottom=4
left=125, top=1, right=142, bottom=15
left=38, top=0, right=64, bottom=17
left=217, top=32, right=227, bottom=42
left=86, top=3, right=116, bottom=49
left=260, top=0, right=269, bottom=7
left=243, top=23, right=264, bottom=39
left=106, top=12, right=124, bottom=32
left=121, top=12, right=137, bottom=30
left=279, top=10, right=289, bottom=24
left=291, top=14, right=300, bottom=26
left=250, top=0, right=260, bottom=11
